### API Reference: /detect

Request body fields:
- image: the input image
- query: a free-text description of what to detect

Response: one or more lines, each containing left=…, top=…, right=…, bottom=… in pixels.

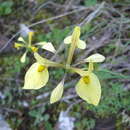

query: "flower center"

left=37, top=65, right=46, bottom=72
left=83, top=76, right=90, bottom=84
left=30, top=46, right=38, bottom=52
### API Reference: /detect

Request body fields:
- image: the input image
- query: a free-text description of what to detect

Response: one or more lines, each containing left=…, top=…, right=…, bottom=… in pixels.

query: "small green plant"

left=14, top=26, right=105, bottom=106
left=29, top=107, right=50, bottom=125
left=0, top=1, right=13, bottom=16
left=75, top=117, right=95, bottom=130
left=85, top=0, right=97, bottom=7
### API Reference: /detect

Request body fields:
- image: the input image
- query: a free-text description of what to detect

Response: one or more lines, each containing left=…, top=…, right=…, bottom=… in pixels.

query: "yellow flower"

left=14, top=32, right=37, bottom=63
left=23, top=62, right=49, bottom=89
left=14, top=32, right=56, bottom=63
left=64, top=27, right=86, bottom=49
left=23, top=52, right=64, bottom=90
left=19, top=26, right=106, bottom=106
left=76, top=72, right=101, bottom=106
left=74, top=53, right=105, bottom=106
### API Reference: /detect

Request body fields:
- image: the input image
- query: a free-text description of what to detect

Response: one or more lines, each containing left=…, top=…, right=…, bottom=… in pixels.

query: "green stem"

left=88, top=62, right=94, bottom=74
left=46, top=62, right=66, bottom=68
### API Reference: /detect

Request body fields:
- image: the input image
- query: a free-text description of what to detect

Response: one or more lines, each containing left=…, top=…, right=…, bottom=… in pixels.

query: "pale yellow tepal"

left=64, top=28, right=86, bottom=49
left=50, top=81, right=64, bottom=104
left=84, top=53, right=105, bottom=63
left=23, top=62, right=49, bottom=89
left=76, top=73, right=101, bottom=106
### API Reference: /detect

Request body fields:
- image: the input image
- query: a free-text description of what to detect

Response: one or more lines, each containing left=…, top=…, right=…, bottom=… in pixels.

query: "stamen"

left=31, top=46, right=38, bottom=52
left=83, top=76, right=90, bottom=84
left=37, top=65, right=46, bottom=72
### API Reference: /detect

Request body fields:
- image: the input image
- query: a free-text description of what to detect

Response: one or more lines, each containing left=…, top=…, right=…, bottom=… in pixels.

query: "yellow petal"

left=23, top=62, right=49, bottom=89
left=34, top=52, right=63, bottom=67
left=71, top=67, right=88, bottom=76
left=84, top=53, right=105, bottom=63
left=14, top=43, right=24, bottom=49
left=36, top=42, right=47, bottom=46
left=50, top=81, right=64, bottom=104
left=76, top=73, right=101, bottom=106
left=18, top=37, right=25, bottom=43
left=20, top=52, right=27, bottom=63
left=34, top=53, right=46, bottom=63
left=38, top=42, right=56, bottom=53
left=64, top=35, right=72, bottom=44
left=77, top=39, right=86, bottom=49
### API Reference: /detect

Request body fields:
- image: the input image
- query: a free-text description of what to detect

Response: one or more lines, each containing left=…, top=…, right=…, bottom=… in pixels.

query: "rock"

left=0, top=114, right=12, bottom=130
left=55, top=111, right=75, bottom=130
left=20, top=24, right=33, bottom=38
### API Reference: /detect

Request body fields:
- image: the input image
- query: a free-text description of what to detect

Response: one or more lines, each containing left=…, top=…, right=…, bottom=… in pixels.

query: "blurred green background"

left=0, top=0, right=130, bottom=130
